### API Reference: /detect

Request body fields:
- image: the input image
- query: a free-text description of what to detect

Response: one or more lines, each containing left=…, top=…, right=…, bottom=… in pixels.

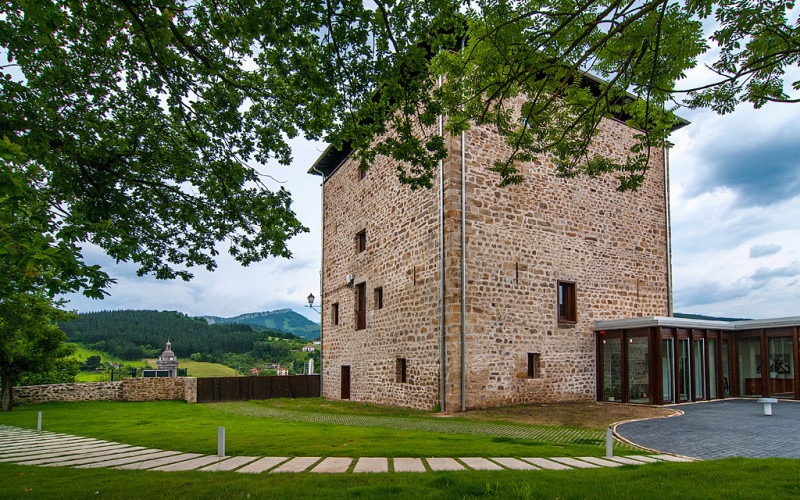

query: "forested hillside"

left=204, top=309, right=320, bottom=340
left=59, top=310, right=299, bottom=360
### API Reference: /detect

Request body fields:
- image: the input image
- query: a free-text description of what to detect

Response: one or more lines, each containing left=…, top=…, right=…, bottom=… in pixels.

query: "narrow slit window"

left=396, top=358, right=407, bottom=383
left=374, top=287, right=383, bottom=310
left=527, top=353, right=541, bottom=378
left=356, top=282, right=366, bottom=330
left=356, top=230, right=367, bottom=253
left=331, top=303, right=339, bottom=326
left=557, top=281, right=577, bottom=323
left=358, top=166, right=366, bottom=181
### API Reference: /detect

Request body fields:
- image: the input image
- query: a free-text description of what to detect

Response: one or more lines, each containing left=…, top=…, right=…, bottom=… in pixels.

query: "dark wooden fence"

left=196, top=375, right=320, bottom=403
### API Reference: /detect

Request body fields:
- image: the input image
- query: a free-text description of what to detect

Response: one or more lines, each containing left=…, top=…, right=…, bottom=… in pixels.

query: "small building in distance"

left=302, top=345, right=316, bottom=352
left=156, top=340, right=180, bottom=377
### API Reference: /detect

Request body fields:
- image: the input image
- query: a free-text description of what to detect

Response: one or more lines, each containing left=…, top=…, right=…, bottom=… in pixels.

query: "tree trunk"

left=0, top=377, right=13, bottom=412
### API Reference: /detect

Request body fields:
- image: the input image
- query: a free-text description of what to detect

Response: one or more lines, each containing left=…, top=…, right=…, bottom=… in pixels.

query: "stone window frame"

left=374, top=287, right=383, bottom=310
left=356, top=229, right=367, bottom=253
left=331, top=302, right=339, bottom=326
left=557, top=280, right=577, bottom=323
left=396, top=358, right=407, bottom=383
left=355, top=282, right=367, bottom=330
left=527, top=352, right=541, bottom=378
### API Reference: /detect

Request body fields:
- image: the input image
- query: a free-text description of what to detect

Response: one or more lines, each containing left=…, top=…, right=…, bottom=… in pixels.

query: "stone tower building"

left=310, top=95, right=676, bottom=411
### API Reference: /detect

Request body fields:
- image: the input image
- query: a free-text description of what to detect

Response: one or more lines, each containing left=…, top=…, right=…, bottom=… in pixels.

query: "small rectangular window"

left=331, top=303, right=339, bottom=326
left=356, top=282, right=366, bottom=330
left=527, top=353, right=541, bottom=378
left=396, top=358, right=407, bottom=383
left=558, top=281, right=577, bottom=323
left=356, top=230, right=366, bottom=253
left=358, top=167, right=366, bottom=181
left=374, top=287, right=383, bottom=310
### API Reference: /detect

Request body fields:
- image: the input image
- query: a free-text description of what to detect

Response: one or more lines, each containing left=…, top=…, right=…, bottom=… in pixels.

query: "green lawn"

left=0, top=401, right=607, bottom=457
left=1, top=458, right=797, bottom=499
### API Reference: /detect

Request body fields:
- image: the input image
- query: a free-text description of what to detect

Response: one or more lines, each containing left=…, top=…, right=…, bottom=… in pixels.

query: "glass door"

left=662, top=338, right=674, bottom=404
left=708, top=338, right=718, bottom=399
left=693, top=339, right=705, bottom=400
left=678, top=338, right=691, bottom=402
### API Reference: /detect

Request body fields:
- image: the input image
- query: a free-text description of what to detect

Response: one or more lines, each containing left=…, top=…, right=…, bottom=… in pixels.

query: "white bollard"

left=37, top=411, right=42, bottom=431
left=218, top=426, right=225, bottom=457
left=606, top=427, right=614, bottom=457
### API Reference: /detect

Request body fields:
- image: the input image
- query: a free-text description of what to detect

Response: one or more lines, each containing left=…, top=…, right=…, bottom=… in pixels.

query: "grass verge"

left=1, top=458, right=798, bottom=499
left=0, top=401, right=608, bottom=457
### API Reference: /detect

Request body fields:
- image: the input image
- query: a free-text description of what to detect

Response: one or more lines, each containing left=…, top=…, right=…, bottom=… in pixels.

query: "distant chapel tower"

left=157, top=341, right=179, bottom=377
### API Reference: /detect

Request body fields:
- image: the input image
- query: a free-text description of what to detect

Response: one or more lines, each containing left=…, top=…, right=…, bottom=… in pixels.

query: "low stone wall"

left=122, top=377, right=197, bottom=403
left=13, top=381, right=123, bottom=405
left=13, top=377, right=197, bottom=406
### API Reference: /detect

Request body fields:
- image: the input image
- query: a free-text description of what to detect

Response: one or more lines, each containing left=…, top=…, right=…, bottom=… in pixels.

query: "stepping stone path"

left=0, top=425, right=695, bottom=474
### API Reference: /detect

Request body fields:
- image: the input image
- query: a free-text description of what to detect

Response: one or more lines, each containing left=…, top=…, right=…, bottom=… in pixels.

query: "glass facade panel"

left=678, top=338, right=691, bottom=402
left=768, top=337, right=794, bottom=396
left=739, top=338, right=762, bottom=396
left=662, top=339, right=674, bottom=404
left=627, top=337, right=649, bottom=403
left=602, top=338, right=622, bottom=402
left=708, top=338, right=718, bottom=399
left=722, top=339, right=731, bottom=396
left=693, top=339, right=705, bottom=400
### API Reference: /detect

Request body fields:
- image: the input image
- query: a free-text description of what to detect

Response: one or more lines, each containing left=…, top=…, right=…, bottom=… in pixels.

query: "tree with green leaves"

left=0, top=291, right=76, bottom=411
left=2, top=0, right=798, bottom=299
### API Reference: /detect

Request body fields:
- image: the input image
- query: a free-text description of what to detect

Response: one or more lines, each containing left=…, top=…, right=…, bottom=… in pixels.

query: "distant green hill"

left=204, top=309, right=320, bottom=340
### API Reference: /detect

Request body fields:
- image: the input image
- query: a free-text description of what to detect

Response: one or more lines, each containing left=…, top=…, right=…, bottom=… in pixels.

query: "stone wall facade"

left=13, top=378, right=197, bottom=406
left=318, top=98, right=670, bottom=411
left=13, top=381, right=123, bottom=405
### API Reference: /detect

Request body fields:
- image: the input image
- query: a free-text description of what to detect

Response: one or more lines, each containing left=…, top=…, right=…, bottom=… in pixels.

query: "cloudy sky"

left=63, top=22, right=800, bottom=323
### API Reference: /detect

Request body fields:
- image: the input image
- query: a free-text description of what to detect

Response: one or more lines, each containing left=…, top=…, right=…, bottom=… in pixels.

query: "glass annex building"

left=595, top=317, right=800, bottom=405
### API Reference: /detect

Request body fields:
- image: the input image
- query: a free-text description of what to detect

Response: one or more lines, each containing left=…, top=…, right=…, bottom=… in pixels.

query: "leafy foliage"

left=2, top=0, right=798, bottom=303
left=0, top=291, right=76, bottom=411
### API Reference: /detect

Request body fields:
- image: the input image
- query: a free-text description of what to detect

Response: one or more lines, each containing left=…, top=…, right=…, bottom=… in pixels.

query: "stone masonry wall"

left=460, top=111, right=669, bottom=409
left=320, top=96, right=670, bottom=411
left=13, top=381, right=123, bottom=405
left=13, top=377, right=197, bottom=406
left=321, top=122, right=443, bottom=410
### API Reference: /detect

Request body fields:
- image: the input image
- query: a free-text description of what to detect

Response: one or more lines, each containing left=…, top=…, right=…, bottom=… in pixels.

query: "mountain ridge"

left=204, top=309, right=320, bottom=340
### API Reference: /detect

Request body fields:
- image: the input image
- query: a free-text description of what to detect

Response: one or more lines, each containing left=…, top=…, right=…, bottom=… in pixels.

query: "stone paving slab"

left=624, top=455, right=660, bottom=463
left=427, top=458, right=466, bottom=471
left=0, top=442, right=122, bottom=459
left=39, top=448, right=153, bottom=467
left=549, top=457, right=599, bottom=469
left=236, top=457, right=288, bottom=474
left=459, top=457, right=503, bottom=471
left=116, top=453, right=204, bottom=470
left=522, top=458, right=573, bottom=470
left=199, top=456, right=259, bottom=472
left=393, top=458, right=426, bottom=473
left=604, top=456, right=646, bottom=465
left=491, top=457, right=538, bottom=470
left=578, top=457, right=623, bottom=467
left=151, top=456, right=222, bottom=471
left=271, top=457, right=320, bottom=473
left=0, top=437, right=100, bottom=449
left=14, top=445, right=137, bottom=466
left=652, top=454, right=694, bottom=462
left=311, top=457, right=352, bottom=473
left=77, top=451, right=181, bottom=469
left=22, top=447, right=146, bottom=466
left=353, top=457, right=388, bottom=473
left=0, top=445, right=129, bottom=462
